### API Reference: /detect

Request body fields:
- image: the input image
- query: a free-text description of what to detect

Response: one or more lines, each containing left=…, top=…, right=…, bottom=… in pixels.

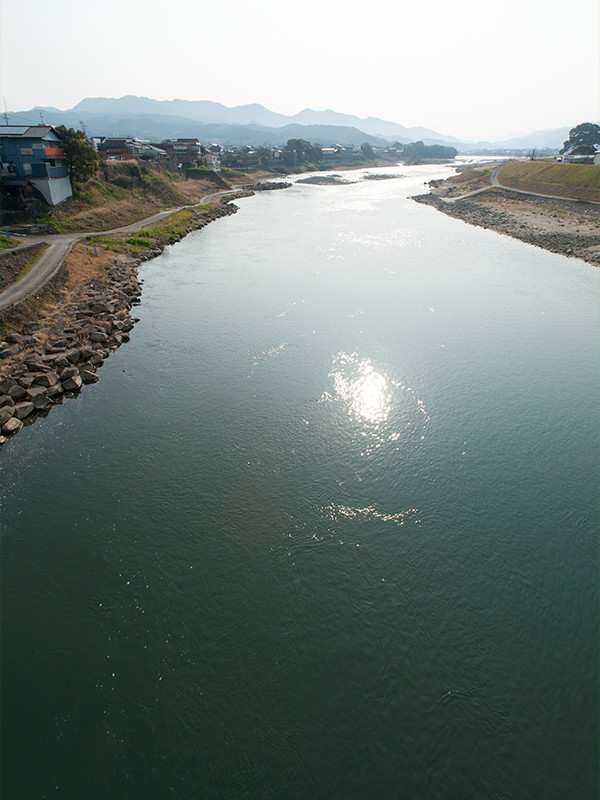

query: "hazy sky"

left=1, top=0, right=598, bottom=141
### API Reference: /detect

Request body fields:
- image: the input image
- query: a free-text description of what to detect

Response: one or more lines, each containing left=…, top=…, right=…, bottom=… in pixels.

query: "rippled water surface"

left=2, top=165, right=598, bottom=798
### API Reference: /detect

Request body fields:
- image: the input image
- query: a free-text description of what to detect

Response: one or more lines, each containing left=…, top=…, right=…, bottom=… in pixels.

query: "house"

left=153, top=139, right=201, bottom=162
left=0, top=125, right=73, bottom=206
left=203, top=152, right=221, bottom=171
left=97, top=138, right=144, bottom=160
left=139, top=144, right=169, bottom=161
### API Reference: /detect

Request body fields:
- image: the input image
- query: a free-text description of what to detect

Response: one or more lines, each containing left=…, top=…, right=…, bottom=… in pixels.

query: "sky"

left=1, top=0, right=598, bottom=142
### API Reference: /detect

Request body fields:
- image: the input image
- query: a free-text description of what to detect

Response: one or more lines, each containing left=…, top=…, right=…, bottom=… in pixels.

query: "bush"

left=111, top=175, right=137, bottom=189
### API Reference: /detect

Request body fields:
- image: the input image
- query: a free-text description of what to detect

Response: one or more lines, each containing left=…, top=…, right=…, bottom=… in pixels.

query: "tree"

left=571, top=144, right=596, bottom=155
left=360, top=143, right=374, bottom=159
left=281, top=139, right=322, bottom=167
left=560, top=122, right=600, bottom=154
left=55, top=125, right=98, bottom=183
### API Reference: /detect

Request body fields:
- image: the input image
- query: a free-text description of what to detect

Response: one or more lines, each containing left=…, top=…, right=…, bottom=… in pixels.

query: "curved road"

left=0, top=188, right=242, bottom=310
left=444, top=165, right=599, bottom=205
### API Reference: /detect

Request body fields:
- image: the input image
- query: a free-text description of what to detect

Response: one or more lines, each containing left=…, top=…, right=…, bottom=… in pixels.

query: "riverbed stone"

left=1, top=345, right=20, bottom=359
left=34, top=371, right=59, bottom=387
left=65, top=348, right=82, bottom=363
left=62, top=374, right=83, bottom=392
left=8, top=384, right=27, bottom=400
left=80, top=369, right=99, bottom=384
left=13, top=401, right=35, bottom=419
left=27, top=385, right=49, bottom=402
left=59, top=365, right=79, bottom=379
left=0, top=377, right=17, bottom=394
left=46, top=384, right=64, bottom=399
left=0, top=406, right=14, bottom=425
left=2, top=416, right=23, bottom=435
left=0, top=394, right=14, bottom=407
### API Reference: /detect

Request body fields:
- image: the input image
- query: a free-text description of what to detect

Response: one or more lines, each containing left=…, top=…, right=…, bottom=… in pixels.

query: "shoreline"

left=0, top=195, right=249, bottom=445
left=3, top=165, right=596, bottom=444
left=413, top=187, right=599, bottom=267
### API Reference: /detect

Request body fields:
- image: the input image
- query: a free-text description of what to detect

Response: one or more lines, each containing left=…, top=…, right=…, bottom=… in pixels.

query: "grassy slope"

left=497, top=161, right=600, bottom=202
left=50, top=161, right=232, bottom=233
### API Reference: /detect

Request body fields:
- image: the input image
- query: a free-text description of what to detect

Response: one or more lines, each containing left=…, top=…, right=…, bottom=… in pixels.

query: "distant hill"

left=11, top=96, right=456, bottom=147
left=289, top=108, right=461, bottom=143
left=9, top=96, right=588, bottom=152
left=490, top=127, right=572, bottom=150
left=10, top=107, right=390, bottom=147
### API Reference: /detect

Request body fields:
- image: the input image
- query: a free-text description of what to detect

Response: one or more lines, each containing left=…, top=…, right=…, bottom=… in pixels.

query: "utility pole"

left=3, top=98, right=9, bottom=125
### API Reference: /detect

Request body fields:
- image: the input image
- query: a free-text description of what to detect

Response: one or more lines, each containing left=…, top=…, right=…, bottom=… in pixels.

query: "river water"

left=1, top=164, right=598, bottom=799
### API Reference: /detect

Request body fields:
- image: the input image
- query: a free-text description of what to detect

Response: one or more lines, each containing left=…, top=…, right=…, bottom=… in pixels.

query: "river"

left=1, top=163, right=598, bottom=798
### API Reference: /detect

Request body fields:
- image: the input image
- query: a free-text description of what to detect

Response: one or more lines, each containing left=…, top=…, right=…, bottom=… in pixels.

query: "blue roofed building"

left=0, top=125, right=73, bottom=208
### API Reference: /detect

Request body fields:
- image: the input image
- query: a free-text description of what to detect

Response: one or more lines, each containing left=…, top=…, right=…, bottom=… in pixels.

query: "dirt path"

left=0, top=188, right=239, bottom=310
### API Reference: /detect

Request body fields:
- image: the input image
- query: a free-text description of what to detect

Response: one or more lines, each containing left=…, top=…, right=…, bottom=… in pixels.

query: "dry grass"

left=1, top=243, right=121, bottom=340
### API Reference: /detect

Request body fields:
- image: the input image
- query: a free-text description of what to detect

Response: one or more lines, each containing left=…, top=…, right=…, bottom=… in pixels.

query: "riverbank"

left=0, top=196, right=245, bottom=444
left=413, top=187, right=599, bottom=266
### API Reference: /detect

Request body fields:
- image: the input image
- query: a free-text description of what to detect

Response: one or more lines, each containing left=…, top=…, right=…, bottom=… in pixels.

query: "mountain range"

left=8, top=95, right=575, bottom=151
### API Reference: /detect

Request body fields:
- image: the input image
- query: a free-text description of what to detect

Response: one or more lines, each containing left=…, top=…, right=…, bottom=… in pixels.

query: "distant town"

left=0, top=115, right=598, bottom=219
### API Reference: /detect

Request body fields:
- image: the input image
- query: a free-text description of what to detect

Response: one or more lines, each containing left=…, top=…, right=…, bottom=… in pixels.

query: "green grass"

left=86, top=209, right=195, bottom=254
left=0, top=233, right=14, bottom=249
left=498, top=161, right=600, bottom=202
left=16, top=244, right=50, bottom=280
left=141, top=174, right=188, bottom=206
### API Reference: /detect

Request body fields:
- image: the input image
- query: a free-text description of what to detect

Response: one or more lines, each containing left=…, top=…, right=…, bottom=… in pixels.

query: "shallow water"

left=2, top=164, right=598, bottom=798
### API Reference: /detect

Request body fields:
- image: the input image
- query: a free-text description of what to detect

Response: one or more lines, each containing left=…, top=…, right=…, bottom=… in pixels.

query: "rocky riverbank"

left=413, top=188, right=599, bottom=266
left=0, top=200, right=241, bottom=445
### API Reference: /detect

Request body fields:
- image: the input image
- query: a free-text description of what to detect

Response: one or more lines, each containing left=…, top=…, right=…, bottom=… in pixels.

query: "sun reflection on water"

left=328, top=352, right=391, bottom=426
left=319, top=351, right=431, bottom=456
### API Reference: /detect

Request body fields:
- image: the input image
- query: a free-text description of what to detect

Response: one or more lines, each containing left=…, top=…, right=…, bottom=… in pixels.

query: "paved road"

left=0, top=189, right=240, bottom=310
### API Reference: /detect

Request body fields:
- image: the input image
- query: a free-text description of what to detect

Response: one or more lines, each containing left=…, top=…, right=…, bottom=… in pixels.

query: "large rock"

left=8, top=384, right=27, bottom=401
left=0, top=394, right=14, bottom=407
left=79, top=345, right=95, bottom=361
left=2, top=416, right=23, bottom=435
left=65, top=348, right=87, bottom=363
left=13, top=401, right=35, bottom=419
left=79, top=369, right=99, bottom=384
left=34, top=371, right=59, bottom=387
left=60, top=365, right=79, bottom=380
left=0, top=406, right=14, bottom=426
left=46, top=384, right=64, bottom=399
left=62, top=374, right=83, bottom=392
left=0, top=377, right=16, bottom=394
left=26, top=385, right=50, bottom=408
left=1, top=345, right=20, bottom=359
left=23, top=357, right=47, bottom=371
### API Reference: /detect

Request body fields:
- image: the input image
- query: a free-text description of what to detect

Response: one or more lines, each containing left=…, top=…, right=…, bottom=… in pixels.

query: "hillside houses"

left=94, top=137, right=220, bottom=169
left=0, top=125, right=73, bottom=208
